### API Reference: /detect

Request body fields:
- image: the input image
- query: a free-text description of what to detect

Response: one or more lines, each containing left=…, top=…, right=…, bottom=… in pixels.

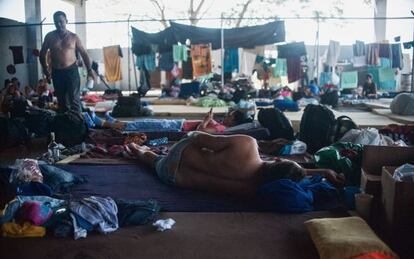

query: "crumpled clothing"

left=15, top=200, right=53, bottom=226
left=257, top=175, right=339, bottom=213
left=70, top=196, right=118, bottom=234
left=116, top=199, right=161, bottom=227
left=0, top=196, right=65, bottom=225
left=124, top=119, right=185, bottom=132
left=195, top=96, right=228, bottom=107
left=2, top=222, right=46, bottom=238
left=153, top=218, right=175, bottom=232
left=10, top=159, right=43, bottom=183
left=70, top=213, right=87, bottom=240
left=38, top=163, right=85, bottom=193
left=16, top=182, right=52, bottom=196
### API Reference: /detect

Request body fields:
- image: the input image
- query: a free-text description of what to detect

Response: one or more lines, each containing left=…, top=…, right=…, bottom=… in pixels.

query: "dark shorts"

left=154, top=137, right=191, bottom=186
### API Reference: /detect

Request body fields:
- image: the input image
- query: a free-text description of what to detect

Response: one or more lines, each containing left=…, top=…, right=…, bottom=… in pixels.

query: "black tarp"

left=132, top=21, right=285, bottom=56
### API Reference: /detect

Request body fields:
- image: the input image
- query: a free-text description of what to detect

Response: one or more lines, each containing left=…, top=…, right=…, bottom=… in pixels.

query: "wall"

left=0, top=18, right=29, bottom=88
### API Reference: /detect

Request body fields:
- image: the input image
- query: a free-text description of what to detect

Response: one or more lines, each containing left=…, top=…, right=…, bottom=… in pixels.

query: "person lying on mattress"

left=127, top=131, right=345, bottom=197
left=83, top=108, right=252, bottom=133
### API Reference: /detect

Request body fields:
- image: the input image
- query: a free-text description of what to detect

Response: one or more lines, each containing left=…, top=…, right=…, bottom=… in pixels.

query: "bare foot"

left=128, top=143, right=151, bottom=158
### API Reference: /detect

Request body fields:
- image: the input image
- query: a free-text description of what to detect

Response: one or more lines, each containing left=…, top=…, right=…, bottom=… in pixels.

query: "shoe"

left=90, top=111, right=104, bottom=127
left=104, top=111, right=116, bottom=123
left=83, top=112, right=95, bottom=128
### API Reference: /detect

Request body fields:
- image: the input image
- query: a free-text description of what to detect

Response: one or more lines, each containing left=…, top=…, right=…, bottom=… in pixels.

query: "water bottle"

left=48, top=132, right=60, bottom=163
left=280, top=141, right=307, bottom=155
left=147, top=137, right=168, bottom=146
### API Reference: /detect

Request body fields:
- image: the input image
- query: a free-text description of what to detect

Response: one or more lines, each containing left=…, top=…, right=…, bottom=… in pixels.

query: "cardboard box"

left=360, top=169, right=382, bottom=197
left=362, top=146, right=414, bottom=175
left=381, top=166, right=414, bottom=236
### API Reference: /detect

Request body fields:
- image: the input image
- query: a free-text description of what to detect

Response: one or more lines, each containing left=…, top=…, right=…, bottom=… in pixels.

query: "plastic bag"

left=314, top=143, right=363, bottom=186
left=393, top=163, right=414, bottom=182
left=339, top=128, right=381, bottom=145
left=10, top=159, right=43, bottom=183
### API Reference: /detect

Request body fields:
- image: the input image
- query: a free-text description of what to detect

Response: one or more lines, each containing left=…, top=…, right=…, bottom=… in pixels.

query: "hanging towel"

left=191, top=44, right=212, bottom=78
left=366, top=44, right=380, bottom=66
left=103, top=45, right=122, bottom=82
left=273, top=58, right=287, bottom=77
left=159, top=52, right=174, bottom=71
left=173, top=45, right=188, bottom=62
left=391, top=44, right=403, bottom=69
left=9, top=46, right=24, bottom=64
left=380, top=58, right=391, bottom=68
left=326, top=40, right=340, bottom=67
left=379, top=43, right=392, bottom=59
left=277, top=42, right=306, bottom=58
left=239, top=49, right=256, bottom=76
left=353, top=41, right=365, bottom=57
left=378, top=68, right=395, bottom=82
left=136, top=53, right=156, bottom=71
left=341, top=71, right=358, bottom=89
left=401, top=53, right=411, bottom=74
left=286, top=56, right=302, bottom=83
left=223, top=48, right=239, bottom=73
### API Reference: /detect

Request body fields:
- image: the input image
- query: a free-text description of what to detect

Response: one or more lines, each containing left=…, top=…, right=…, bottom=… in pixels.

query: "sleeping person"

left=127, top=131, right=345, bottom=197
left=83, top=109, right=253, bottom=134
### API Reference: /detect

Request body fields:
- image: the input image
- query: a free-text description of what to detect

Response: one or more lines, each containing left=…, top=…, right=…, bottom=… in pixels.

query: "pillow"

left=305, top=217, right=397, bottom=259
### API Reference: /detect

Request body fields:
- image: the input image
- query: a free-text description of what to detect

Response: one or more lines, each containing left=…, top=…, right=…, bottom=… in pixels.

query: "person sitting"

left=1, top=82, right=27, bottom=117
left=127, top=132, right=345, bottom=197
left=24, top=85, right=37, bottom=99
left=82, top=109, right=250, bottom=134
left=362, top=74, right=377, bottom=99
left=36, top=79, right=54, bottom=109
left=304, top=80, right=320, bottom=98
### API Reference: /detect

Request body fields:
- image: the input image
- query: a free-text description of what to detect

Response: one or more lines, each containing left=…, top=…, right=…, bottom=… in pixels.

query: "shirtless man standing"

left=128, top=132, right=345, bottom=197
left=40, top=11, right=94, bottom=113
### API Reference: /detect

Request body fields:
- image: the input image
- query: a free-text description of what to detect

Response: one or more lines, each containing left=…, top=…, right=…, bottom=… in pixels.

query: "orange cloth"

left=191, top=44, right=212, bottom=77
left=103, top=45, right=122, bottom=83
left=2, top=222, right=46, bottom=238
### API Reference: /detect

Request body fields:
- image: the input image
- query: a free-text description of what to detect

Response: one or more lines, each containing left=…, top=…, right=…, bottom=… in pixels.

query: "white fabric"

left=353, top=56, right=367, bottom=67
left=401, top=53, right=411, bottom=74
left=326, top=40, right=341, bottom=67
left=211, top=49, right=222, bottom=74
left=239, top=49, right=257, bottom=76
left=153, top=218, right=176, bottom=232
left=340, top=128, right=401, bottom=146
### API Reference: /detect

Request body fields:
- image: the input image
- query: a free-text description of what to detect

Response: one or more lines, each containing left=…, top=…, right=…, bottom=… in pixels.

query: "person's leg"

left=67, top=66, right=81, bottom=113
left=51, top=70, right=68, bottom=113
left=128, top=143, right=159, bottom=168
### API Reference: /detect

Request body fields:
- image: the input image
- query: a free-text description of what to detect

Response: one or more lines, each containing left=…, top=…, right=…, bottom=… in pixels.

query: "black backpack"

left=24, top=108, right=56, bottom=137
left=258, top=108, right=294, bottom=140
left=334, top=115, right=358, bottom=141
left=0, top=117, right=29, bottom=149
left=299, top=104, right=336, bottom=153
left=112, top=96, right=141, bottom=117
left=51, top=111, right=88, bottom=147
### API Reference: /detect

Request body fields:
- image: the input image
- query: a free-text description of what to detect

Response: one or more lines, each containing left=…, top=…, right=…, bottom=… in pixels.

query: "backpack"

left=51, top=111, right=88, bottom=147
left=112, top=96, right=141, bottom=117
left=334, top=115, right=358, bottom=142
left=299, top=104, right=336, bottom=154
left=258, top=108, right=294, bottom=140
left=24, top=108, right=56, bottom=137
left=0, top=117, right=29, bottom=149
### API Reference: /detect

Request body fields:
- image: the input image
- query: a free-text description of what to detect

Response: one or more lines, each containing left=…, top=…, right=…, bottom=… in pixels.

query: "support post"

left=127, top=14, right=132, bottom=93
left=221, top=13, right=224, bottom=88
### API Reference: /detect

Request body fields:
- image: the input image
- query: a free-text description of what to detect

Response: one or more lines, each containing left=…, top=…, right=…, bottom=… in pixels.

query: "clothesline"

left=1, top=16, right=413, bottom=28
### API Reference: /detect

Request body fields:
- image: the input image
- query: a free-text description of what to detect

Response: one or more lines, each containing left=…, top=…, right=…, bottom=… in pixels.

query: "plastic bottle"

left=48, top=132, right=60, bottom=163
left=280, top=140, right=307, bottom=155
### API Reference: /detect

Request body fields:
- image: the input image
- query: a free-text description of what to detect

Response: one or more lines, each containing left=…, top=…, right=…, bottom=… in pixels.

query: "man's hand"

left=322, top=169, right=345, bottom=187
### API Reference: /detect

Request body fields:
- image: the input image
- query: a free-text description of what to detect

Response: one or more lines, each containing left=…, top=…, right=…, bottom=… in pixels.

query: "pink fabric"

left=16, top=201, right=53, bottom=226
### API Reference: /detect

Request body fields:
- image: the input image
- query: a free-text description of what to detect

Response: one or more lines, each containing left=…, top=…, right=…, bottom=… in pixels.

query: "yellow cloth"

left=305, top=217, right=397, bottom=259
left=103, top=45, right=122, bottom=83
left=2, top=222, right=46, bottom=238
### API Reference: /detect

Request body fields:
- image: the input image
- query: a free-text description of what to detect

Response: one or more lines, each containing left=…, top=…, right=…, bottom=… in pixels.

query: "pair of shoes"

left=104, top=111, right=116, bottom=123
left=83, top=112, right=95, bottom=128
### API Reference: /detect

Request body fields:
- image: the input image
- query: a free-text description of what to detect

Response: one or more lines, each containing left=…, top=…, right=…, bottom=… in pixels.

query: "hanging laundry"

left=380, top=58, right=391, bottom=68
left=319, top=72, right=332, bottom=87
left=378, top=68, right=395, bottom=82
left=277, top=42, right=306, bottom=58
left=182, top=57, right=193, bottom=79
left=286, top=56, right=302, bottom=83
left=391, top=44, right=403, bottom=69
left=159, top=52, right=174, bottom=71
left=173, top=44, right=188, bottom=62
left=103, top=45, right=123, bottom=83
left=223, top=48, right=239, bottom=73
left=366, top=43, right=380, bottom=66
left=239, top=49, right=256, bottom=76
left=353, top=41, right=365, bottom=57
left=136, top=53, right=156, bottom=71
left=9, top=46, right=24, bottom=64
left=326, top=40, right=340, bottom=67
left=273, top=58, right=287, bottom=77
left=401, top=53, right=411, bottom=74
left=379, top=43, right=392, bottom=60
left=341, top=71, right=358, bottom=89
left=191, top=44, right=212, bottom=78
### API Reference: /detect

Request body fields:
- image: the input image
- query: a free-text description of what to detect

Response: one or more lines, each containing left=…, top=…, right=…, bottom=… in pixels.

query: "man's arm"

left=189, top=131, right=236, bottom=152
left=75, top=35, right=95, bottom=80
left=39, top=34, right=51, bottom=82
